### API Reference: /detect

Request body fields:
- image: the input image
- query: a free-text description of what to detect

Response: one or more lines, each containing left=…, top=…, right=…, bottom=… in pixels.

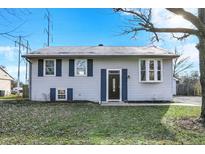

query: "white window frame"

left=44, top=59, right=56, bottom=76
left=56, top=88, right=67, bottom=101
left=74, top=59, right=87, bottom=76
left=139, top=59, right=163, bottom=83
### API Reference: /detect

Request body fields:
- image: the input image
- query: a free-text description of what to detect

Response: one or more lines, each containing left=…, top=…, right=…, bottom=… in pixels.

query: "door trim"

left=106, top=69, right=121, bottom=102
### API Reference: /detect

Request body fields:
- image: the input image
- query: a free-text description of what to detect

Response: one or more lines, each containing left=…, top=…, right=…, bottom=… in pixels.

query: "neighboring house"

left=172, top=77, right=179, bottom=96
left=0, top=66, right=14, bottom=96
left=23, top=46, right=178, bottom=103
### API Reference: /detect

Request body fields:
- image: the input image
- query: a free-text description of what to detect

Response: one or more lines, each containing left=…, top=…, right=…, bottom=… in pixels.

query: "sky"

left=0, top=8, right=199, bottom=83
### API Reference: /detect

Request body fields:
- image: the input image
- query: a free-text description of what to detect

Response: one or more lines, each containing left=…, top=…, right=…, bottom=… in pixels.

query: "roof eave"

left=22, top=54, right=179, bottom=59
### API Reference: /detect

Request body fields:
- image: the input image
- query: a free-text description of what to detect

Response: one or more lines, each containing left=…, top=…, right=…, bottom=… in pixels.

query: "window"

left=57, top=89, right=66, bottom=100
left=139, top=59, right=162, bottom=82
left=140, top=60, right=146, bottom=81
left=44, top=59, right=55, bottom=76
left=149, top=60, right=155, bottom=80
left=75, top=59, right=87, bottom=76
left=157, top=60, right=161, bottom=81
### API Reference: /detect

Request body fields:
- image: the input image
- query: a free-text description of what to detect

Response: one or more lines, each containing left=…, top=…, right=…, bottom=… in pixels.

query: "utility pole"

left=14, top=36, right=31, bottom=88
left=44, top=9, right=53, bottom=46
left=17, top=36, right=21, bottom=88
left=25, top=40, right=30, bottom=84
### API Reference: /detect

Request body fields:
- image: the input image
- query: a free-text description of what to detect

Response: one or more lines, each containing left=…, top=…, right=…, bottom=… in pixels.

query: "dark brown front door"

left=108, top=71, right=120, bottom=100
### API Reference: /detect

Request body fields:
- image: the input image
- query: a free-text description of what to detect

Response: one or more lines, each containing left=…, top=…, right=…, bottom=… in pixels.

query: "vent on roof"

left=98, top=44, right=103, bottom=46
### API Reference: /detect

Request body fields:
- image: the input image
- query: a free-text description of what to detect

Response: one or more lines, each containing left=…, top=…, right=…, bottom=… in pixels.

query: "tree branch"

left=149, top=27, right=199, bottom=35
left=166, top=8, right=205, bottom=32
left=114, top=8, right=200, bottom=42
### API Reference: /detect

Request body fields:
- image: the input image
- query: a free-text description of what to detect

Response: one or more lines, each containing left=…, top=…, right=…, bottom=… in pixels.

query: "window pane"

left=157, top=61, right=161, bottom=70
left=76, top=60, right=86, bottom=69
left=149, top=71, right=154, bottom=80
left=157, top=71, right=161, bottom=80
left=77, top=68, right=86, bottom=75
left=141, top=71, right=146, bottom=81
left=58, top=95, right=65, bottom=99
left=140, top=60, right=146, bottom=70
left=149, top=60, right=154, bottom=70
left=46, top=67, right=54, bottom=75
left=109, top=70, right=120, bottom=74
left=46, top=60, right=54, bottom=67
left=58, top=90, right=65, bottom=95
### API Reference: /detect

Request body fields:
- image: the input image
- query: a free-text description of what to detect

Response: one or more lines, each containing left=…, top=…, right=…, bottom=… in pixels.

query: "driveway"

left=173, top=96, right=202, bottom=106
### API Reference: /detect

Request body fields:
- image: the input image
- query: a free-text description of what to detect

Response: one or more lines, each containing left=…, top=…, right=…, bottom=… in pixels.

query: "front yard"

left=0, top=101, right=204, bottom=144
left=0, top=94, right=23, bottom=100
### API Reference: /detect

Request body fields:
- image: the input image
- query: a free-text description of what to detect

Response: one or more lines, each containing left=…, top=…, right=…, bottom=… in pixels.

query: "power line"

left=0, top=33, right=31, bottom=86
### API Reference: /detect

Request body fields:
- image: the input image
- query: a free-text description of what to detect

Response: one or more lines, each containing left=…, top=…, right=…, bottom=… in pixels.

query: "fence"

left=176, top=82, right=201, bottom=96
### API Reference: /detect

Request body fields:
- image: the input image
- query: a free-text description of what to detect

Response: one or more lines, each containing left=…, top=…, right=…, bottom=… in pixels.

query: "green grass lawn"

left=0, top=94, right=22, bottom=100
left=0, top=101, right=204, bottom=144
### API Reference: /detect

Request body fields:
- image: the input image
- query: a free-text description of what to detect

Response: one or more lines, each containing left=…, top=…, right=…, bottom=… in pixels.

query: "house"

left=22, top=46, right=178, bottom=103
left=0, top=66, right=14, bottom=96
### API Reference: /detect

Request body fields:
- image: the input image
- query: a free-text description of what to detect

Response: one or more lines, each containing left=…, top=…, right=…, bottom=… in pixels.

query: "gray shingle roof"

left=0, top=66, right=14, bottom=80
left=22, top=46, right=178, bottom=58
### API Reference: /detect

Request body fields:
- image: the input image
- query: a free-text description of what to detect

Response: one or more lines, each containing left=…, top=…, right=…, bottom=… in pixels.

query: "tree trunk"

left=198, top=8, right=205, bottom=122
left=198, top=37, right=205, bottom=122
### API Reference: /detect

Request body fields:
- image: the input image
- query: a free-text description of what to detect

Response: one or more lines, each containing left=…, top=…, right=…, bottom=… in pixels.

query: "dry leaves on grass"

left=175, top=118, right=205, bottom=133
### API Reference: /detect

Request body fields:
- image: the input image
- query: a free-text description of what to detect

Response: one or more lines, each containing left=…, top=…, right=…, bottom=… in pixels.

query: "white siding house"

left=23, top=46, right=178, bottom=103
left=0, top=66, right=14, bottom=96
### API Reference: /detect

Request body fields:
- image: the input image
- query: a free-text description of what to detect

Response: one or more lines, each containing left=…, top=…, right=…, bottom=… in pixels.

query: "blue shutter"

left=87, top=59, right=93, bottom=77
left=69, top=59, right=74, bottom=76
left=101, top=69, right=106, bottom=101
left=67, top=88, right=73, bottom=101
left=56, top=59, right=62, bottom=76
left=50, top=88, right=56, bottom=101
left=122, top=69, right=128, bottom=101
left=38, top=59, right=43, bottom=76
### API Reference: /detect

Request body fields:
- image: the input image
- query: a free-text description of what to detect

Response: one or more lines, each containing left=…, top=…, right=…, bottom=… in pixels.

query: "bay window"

left=139, top=59, right=162, bottom=82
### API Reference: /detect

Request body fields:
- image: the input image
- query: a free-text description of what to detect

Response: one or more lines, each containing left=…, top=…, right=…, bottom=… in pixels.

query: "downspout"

left=23, top=57, right=32, bottom=100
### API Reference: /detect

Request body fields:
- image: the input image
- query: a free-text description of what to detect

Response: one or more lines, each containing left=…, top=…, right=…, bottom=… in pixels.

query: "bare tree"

left=114, top=8, right=205, bottom=122
left=173, top=48, right=193, bottom=78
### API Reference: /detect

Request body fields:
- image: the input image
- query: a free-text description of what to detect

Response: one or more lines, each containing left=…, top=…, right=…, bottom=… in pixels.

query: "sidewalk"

left=101, top=102, right=200, bottom=107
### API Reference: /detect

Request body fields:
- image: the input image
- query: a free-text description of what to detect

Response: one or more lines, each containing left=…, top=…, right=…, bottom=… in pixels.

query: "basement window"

left=56, top=89, right=67, bottom=101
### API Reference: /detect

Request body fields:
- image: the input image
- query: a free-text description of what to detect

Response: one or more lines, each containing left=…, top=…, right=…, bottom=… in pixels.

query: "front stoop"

left=100, top=101, right=127, bottom=106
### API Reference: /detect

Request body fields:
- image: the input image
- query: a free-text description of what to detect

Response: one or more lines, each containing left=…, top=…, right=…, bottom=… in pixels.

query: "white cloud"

left=6, top=65, right=26, bottom=75
left=0, top=45, right=27, bottom=82
left=181, top=43, right=199, bottom=63
left=0, top=46, right=18, bottom=62
left=6, top=65, right=26, bottom=82
left=152, top=8, right=196, bottom=29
